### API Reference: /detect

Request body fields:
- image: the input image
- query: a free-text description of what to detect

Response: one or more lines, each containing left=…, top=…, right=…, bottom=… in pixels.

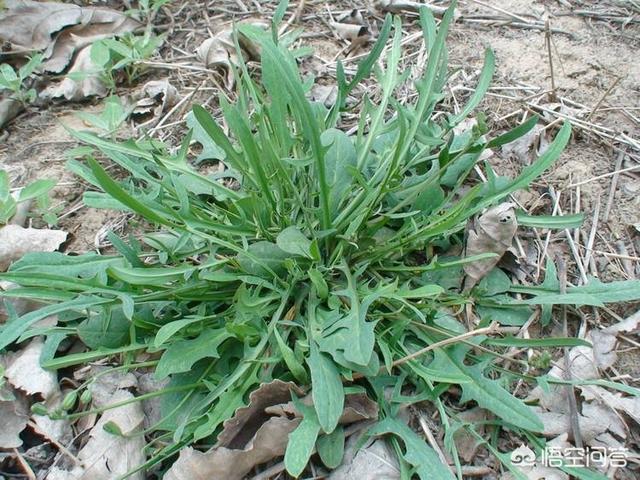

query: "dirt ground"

left=1, top=0, right=639, bottom=478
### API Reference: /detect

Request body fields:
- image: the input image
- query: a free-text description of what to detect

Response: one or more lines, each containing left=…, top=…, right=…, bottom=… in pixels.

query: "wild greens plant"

left=0, top=53, right=43, bottom=105
left=2, top=3, right=639, bottom=478
left=0, top=170, right=56, bottom=225
left=90, top=31, right=164, bottom=88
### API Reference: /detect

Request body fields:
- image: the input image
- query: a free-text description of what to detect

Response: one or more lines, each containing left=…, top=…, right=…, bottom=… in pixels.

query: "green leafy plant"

left=0, top=53, right=43, bottom=105
left=75, top=95, right=132, bottom=137
left=0, top=170, right=56, bottom=225
left=2, top=2, right=639, bottom=479
left=129, top=0, right=172, bottom=23
left=91, top=31, right=163, bottom=88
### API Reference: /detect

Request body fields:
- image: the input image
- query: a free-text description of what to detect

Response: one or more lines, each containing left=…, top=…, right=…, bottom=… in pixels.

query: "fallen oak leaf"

left=328, top=437, right=399, bottom=480
left=40, top=45, right=107, bottom=101
left=165, top=417, right=300, bottom=480
left=164, top=383, right=378, bottom=480
left=591, top=309, right=640, bottom=370
left=195, top=21, right=266, bottom=90
left=463, top=202, right=517, bottom=291
left=216, top=379, right=304, bottom=449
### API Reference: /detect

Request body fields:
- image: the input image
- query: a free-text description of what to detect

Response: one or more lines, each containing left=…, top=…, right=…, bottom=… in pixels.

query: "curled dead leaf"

left=463, top=202, right=517, bottom=291
left=0, top=224, right=67, bottom=272
left=0, top=0, right=139, bottom=73
left=374, top=0, right=449, bottom=17
left=165, top=417, right=299, bottom=480
left=41, top=45, right=107, bottom=101
left=164, top=381, right=378, bottom=480
left=452, top=407, right=487, bottom=462
left=132, top=79, right=179, bottom=119
left=502, top=124, right=549, bottom=166
left=265, top=391, right=379, bottom=425
left=217, top=379, right=304, bottom=448
left=195, top=22, right=266, bottom=89
left=0, top=96, right=24, bottom=130
left=48, top=385, right=146, bottom=480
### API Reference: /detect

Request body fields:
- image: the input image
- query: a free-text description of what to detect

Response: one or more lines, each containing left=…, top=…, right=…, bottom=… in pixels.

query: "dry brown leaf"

left=0, top=384, right=29, bottom=448
left=530, top=311, right=640, bottom=413
left=592, top=310, right=640, bottom=370
left=501, top=125, right=549, bottom=166
left=41, top=45, right=107, bottom=101
left=374, top=0, right=448, bottom=16
left=86, top=366, right=138, bottom=409
left=195, top=23, right=265, bottom=90
left=157, top=380, right=303, bottom=480
left=137, top=372, right=169, bottom=428
left=264, top=391, right=379, bottom=425
left=164, top=417, right=300, bottom=480
left=2, top=338, right=72, bottom=444
left=331, top=21, right=370, bottom=46
left=581, top=385, right=640, bottom=425
left=47, top=389, right=146, bottom=480
left=132, top=79, right=178, bottom=119
left=0, top=96, right=24, bottom=130
left=310, top=83, right=338, bottom=107
left=463, top=202, right=517, bottom=291
left=0, top=224, right=67, bottom=272
left=4, top=338, right=58, bottom=399
left=216, top=379, right=304, bottom=449
left=0, top=0, right=139, bottom=72
left=533, top=404, right=626, bottom=445
left=164, top=382, right=378, bottom=480
left=452, top=407, right=487, bottom=462
left=195, top=34, right=237, bottom=89
left=329, top=437, right=399, bottom=480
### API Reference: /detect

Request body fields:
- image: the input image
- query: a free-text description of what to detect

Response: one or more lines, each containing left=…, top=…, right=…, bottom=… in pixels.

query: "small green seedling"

left=0, top=170, right=57, bottom=225
left=75, top=95, right=132, bottom=137
left=91, top=32, right=164, bottom=88
left=0, top=53, right=44, bottom=105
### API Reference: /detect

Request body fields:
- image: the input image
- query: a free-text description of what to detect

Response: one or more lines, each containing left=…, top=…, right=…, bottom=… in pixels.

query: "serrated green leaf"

left=458, top=364, right=542, bottom=432
left=155, top=329, right=232, bottom=379
left=369, top=417, right=454, bottom=480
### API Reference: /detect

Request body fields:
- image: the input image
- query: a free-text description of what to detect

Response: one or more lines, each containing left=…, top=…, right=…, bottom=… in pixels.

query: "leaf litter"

left=165, top=380, right=379, bottom=479
left=0, top=0, right=139, bottom=72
